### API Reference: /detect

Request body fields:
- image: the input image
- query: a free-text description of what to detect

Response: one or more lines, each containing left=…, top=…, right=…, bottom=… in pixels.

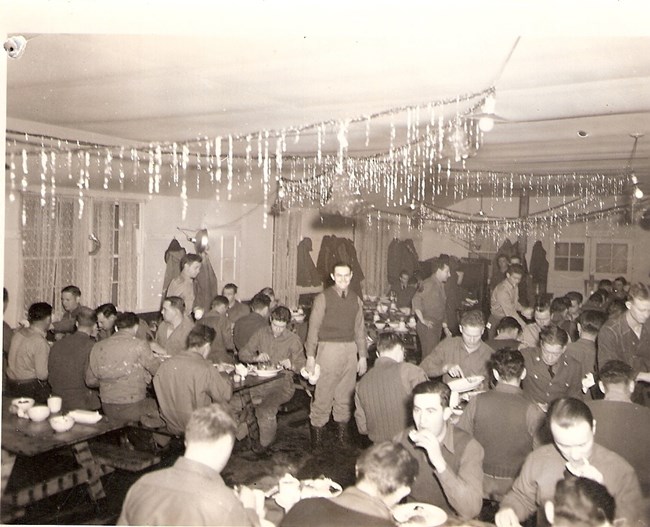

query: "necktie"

left=341, top=291, right=346, bottom=299
left=548, top=365, right=555, bottom=378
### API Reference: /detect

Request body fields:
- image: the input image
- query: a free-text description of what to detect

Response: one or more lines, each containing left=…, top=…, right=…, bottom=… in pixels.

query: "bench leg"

left=72, top=441, right=106, bottom=501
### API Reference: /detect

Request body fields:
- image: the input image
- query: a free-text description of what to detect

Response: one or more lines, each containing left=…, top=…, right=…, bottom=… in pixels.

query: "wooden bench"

left=89, top=442, right=161, bottom=472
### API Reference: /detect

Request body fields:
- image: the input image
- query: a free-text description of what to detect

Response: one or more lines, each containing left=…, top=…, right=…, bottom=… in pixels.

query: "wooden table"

left=1, top=398, right=127, bottom=522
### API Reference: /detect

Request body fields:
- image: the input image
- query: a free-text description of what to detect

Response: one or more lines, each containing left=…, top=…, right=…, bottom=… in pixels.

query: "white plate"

left=447, top=375, right=485, bottom=393
left=68, top=410, right=103, bottom=424
left=253, top=368, right=282, bottom=377
left=392, top=503, right=447, bottom=527
left=299, top=478, right=342, bottom=498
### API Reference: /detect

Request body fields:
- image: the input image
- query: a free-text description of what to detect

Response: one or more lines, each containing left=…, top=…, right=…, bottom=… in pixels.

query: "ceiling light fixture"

left=177, top=227, right=209, bottom=253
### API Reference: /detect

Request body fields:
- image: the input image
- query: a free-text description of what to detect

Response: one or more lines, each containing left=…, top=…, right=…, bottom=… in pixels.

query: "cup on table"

left=47, top=396, right=62, bottom=413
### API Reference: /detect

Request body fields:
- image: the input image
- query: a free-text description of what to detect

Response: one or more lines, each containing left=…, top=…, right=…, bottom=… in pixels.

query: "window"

left=554, top=242, right=584, bottom=272
left=211, top=232, right=239, bottom=285
left=595, top=243, right=628, bottom=274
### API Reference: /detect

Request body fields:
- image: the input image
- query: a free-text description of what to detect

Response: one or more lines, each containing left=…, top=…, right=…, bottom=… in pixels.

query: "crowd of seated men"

left=2, top=254, right=649, bottom=526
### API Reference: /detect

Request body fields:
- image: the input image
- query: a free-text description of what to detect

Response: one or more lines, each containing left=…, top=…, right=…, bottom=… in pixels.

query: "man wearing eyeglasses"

left=520, top=325, right=583, bottom=411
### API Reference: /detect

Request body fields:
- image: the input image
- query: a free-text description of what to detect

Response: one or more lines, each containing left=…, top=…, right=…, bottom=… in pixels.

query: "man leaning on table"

left=394, top=380, right=484, bottom=520
left=305, top=261, right=368, bottom=450
left=118, top=402, right=260, bottom=526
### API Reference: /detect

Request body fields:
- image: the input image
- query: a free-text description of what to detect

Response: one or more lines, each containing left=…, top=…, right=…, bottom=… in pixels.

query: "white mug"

left=47, top=396, right=62, bottom=413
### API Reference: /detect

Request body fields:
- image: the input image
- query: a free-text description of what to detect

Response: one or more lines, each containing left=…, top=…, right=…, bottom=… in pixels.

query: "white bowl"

left=27, top=405, right=51, bottom=422
left=293, top=315, right=305, bottom=323
left=388, top=321, right=400, bottom=329
left=12, top=397, right=35, bottom=412
left=49, top=415, right=75, bottom=432
left=374, top=321, right=386, bottom=330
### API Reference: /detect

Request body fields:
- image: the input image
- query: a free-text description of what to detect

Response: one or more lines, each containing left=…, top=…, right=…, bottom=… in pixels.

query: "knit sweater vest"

left=319, top=287, right=359, bottom=342
left=356, top=360, right=413, bottom=442
left=473, top=390, right=533, bottom=477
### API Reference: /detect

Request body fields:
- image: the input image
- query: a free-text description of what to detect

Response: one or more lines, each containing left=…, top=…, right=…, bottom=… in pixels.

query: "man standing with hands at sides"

left=412, top=257, right=452, bottom=359
left=305, top=262, right=368, bottom=450
left=395, top=380, right=484, bottom=520
left=166, top=253, right=202, bottom=320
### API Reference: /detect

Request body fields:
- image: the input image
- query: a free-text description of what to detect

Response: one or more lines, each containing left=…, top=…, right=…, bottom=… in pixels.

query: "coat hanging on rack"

left=296, top=237, right=322, bottom=287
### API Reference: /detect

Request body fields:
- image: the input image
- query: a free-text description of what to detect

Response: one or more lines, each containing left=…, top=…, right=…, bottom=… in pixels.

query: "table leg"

left=71, top=441, right=106, bottom=501
left=1, top=449, right=16, bottom=496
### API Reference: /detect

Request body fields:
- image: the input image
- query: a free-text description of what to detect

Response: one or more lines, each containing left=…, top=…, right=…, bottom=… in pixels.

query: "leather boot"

left=310, top=425, right=325, bottom=451
left=335, top=421, right=351, bottom=448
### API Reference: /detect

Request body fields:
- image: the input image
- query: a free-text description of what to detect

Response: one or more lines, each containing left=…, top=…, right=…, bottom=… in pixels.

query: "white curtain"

left=272, top=210, right=302, bottom=308
left=117, top=202, right=140, bottom=310
left=354, top=214, right=393, bottom=297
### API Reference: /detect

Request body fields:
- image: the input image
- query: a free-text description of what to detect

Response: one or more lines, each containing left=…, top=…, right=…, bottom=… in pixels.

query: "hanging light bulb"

left=478, top=116, right=495, bottom=132
left=634, top=186, right=644, bottom=199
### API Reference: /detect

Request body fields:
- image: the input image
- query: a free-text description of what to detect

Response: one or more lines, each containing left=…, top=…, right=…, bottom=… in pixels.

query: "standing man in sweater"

left=306, top=262, right=368, bottom=450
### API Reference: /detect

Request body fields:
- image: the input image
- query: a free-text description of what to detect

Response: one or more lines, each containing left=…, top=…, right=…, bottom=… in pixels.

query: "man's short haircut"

left=613, top=276, right=627, bottom=286
left=210, top=295, right=229, bottom=310
left=412, top=380, right=451, bottom=408
left=598, top=360, right=634, bottom=386
left=459, top=309, right=485, bottom=328
left=550, top=297, right=570, bottom=314
left=607, top=299, right=627, bottom=318
left=495, top=316, right=522, bottom=334
left=28, top=302, right=53, bottom=323
left=577, top=310, right=607, bottom=335
left=355, top=441, right=418, bottom=496
left=185, top=402, right=237, bottom=442
left=553, top=476, right=616, bottom=526
left=548, top=397, right=594, bottom=430
left=163, top=296, right=186, bottom=314
left=76, top=306, right=98, bottom=328
left=565, top=291, right=583, bottom=305
left=61, top=285, right=81, bottom=297
left=399, top=270, right=410, bottom=278
left=490, top=348, right=525, bottom=381
left=534, top=301, right=551, bottom=314
left=507, top=263, right=524, bottom=276
left=539, top=325, right=569, bottom=347
left=115, top=312, right=140, bottom=330
left=331, top=261, right=352, bottom=274
left=597, top=279, right=612, bottom=290
left=628, top=282, right=650, bottom=302
left=95, top=303, right=118, bottom=319
left=180, top=253, right=202, bottom=271
left=249, top=293, right=271, bottom=312
left=376, top=332, right=405, bottom=355
left=432, top=255, right=450, bottom=272
left=258, top=287, right=275, bottom=298
left=270, top=306, right=291, bottom=324
left=586, top=291, right=605, bottom=306
left=222, top=283, right=238, bottom=293
left=187, top=324, right=216, bottom=349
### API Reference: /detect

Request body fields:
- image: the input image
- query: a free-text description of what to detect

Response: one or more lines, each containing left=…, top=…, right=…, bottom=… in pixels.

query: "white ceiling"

left=3, top=2, right=650, bottom=205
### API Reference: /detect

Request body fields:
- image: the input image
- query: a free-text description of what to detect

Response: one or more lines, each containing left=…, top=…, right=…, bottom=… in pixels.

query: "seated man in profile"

left=420, top=309, right=494, bottom=391
left=95, top=303, right=152, bottom=342
left=281, top=441, right=418, bottom=527
left=394, top=380, right=484, bottom=520
left=457, top=348, right=544, bottom=501
left=519, top=302, right=552, bottom=349
left=154, top=325, right=233, bottom=436
left=496, top=397, right=643, bottom=527
left=238, top=306, right=306, bottom=450
left=197, top=295, right=235, bottom=363
left=150, top=296, right=195, bottom=357
left=588, top=360, right=650, bottom=496
left=118, top=403, right=259, bottom=526
left=355, top=332, right=427, bottom=443
left=545, top=476, right=616, bottom=527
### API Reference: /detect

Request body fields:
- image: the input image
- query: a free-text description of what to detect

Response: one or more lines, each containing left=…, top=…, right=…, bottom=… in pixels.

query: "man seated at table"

left=48, top=306, right=101, bottom=412
left=520, top=302, right=552, bottom=348
left=388, top=270, right=416, bottom=310
left=520, top=325, right=584, bottom=409
left=281, top=441, right=418, bottom=527
left=354, top=332, right=427, bottom=443
left=485, top=316, right=523, bottom=352
left=197, top=295, right=235, bottom=363
left=238, top=306, right=306, bottom=451
left=233, top=293, right=271, bottom=351
left=420, top=309, right=494, bottom=390
left=545, top=476, right=616, bottom=527
left=394, top=380, right=484, bottom=520
left=550, top=296, right=578, bottom=342
left=154, top=325, right=233, bottom=436
left=150, top=296, right=195, bottom=357
left=86, top=312, right=162, bottom=427
left=495, top=397, right=643, bottom=527
left=223, top=283, right=251, bottom=324
left=457, top=348, right=544, bottom=501
left=6, top=301, right=52, bottom=402
left=51, top=285, right=87, bottom=340
left=587, top=360, right=650, bottom=496
left=95, top=303, right=152, bottom=342
left=118, top=402, right=259, bottom=526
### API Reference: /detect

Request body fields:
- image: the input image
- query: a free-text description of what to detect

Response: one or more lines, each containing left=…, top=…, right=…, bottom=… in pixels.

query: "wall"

left=3, top=192, right=273, bottom=323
